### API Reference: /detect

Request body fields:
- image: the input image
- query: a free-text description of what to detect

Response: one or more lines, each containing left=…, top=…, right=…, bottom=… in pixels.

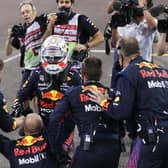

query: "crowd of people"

left=0, top=0, right=168, bottom=167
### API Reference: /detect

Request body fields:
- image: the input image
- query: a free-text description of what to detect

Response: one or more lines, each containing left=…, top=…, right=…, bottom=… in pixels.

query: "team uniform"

left=16, top=65, right=81, bottom=125
left=0, top=91, right=16, bottom=131
left=102, top=56, right=168, bottom=168
left=48, top=81, right=122, bottom=168
left=0, top=134, right=57, bottom=168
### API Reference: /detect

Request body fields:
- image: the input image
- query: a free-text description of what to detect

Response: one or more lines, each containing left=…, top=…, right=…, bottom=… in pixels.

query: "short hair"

left=0, top=59, right=4, bottom=71
left=56, top=0, right=74, bottom=3
left=82, top=57, right=102, bottom=81
left=117, top=37, right=140, bottom=57
left=19, top=0, right=36, bottom=11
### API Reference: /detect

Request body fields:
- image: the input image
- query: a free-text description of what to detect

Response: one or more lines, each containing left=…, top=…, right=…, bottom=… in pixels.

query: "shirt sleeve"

left=0, top=135, right=11, bottom=159
left=108, top=75, right=136, bottom=120
left=78, top=15, right=99, bottom=44
left=16, top=70, right=39, bottom=102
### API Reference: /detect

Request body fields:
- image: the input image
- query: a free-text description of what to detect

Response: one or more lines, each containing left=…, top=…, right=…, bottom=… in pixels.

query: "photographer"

left=5, top=0, right=49, bottom=115
left=5, top=0, right=47, bottom=68
left=89, top=37, right=168, bottom=168
left=44, top=0, right=104, bottom=66
left=110, top=0, right=157, bottom=62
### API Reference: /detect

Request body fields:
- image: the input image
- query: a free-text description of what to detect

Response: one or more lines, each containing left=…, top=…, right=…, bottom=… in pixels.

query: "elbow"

left=94, top=31, right=104, bottom=44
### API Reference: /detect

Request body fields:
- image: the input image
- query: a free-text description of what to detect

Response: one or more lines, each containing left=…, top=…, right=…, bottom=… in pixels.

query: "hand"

left=47, top=13, right=57, bottom=25
left=11, top=99, right=23, bottom=117
left=88, top=89, right=109, bottom=105
left=74, top=44, right=88, bottom=52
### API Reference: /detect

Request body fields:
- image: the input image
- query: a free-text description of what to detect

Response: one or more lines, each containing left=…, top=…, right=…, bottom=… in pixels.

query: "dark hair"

left=118, top=37, right=140, bottom=57
left=56, top=0, right=74, bottom=3
left=82, top=57, right=102, bottom=81
left=0, top=59, right=4, bottom=71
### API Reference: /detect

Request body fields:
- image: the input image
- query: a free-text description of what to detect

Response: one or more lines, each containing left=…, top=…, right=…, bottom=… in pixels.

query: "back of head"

left=117, top=37, right=140, bottom=58
left=24, top=113, right=44, bottom=135
left=41, top=35, right=69, bottom=75
left=82, top=57, right=102, bottom=81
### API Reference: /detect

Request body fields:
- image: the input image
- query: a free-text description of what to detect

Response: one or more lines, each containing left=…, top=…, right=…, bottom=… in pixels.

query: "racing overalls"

left=0, top=91, right=17, bottom=131
left=0, top=134, right=57, bottom=168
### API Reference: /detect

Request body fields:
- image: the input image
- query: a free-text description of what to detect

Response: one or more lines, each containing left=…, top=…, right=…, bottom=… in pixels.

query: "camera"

left=71, top=50, right=88, bottom=62
left=11, top=24, right=25, bottom=38
left=158, top=19, right=168, bottom=33
left=56, top=7, right=70, bottom=25
left=110, top=0, right=144, bottom=27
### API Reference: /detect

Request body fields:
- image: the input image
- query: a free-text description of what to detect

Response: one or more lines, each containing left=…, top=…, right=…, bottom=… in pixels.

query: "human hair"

left=82, top=57, right=102, bottom=81
left=0, top=59, right=4, bottom=71
left=19, top=0, right=36, bottom=11
left=56, top=0, right=74, bottom=3
left=117, top=37, right=140, bottom=57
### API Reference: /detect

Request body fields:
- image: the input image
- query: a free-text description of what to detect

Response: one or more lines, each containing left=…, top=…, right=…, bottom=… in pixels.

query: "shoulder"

left=78, top=14, right=93, bottom=24
left=35, top=14, right=47, bottom=23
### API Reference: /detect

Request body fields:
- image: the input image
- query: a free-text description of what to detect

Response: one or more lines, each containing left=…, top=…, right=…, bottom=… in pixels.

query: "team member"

left=12, top=35, right=81, bottom=162
left=89, top=37, right=168, bottom=168
left=0, top=113, right=57, bottom=167
left=0, top=59, right=24, bottom=132
left=48, top=57, right=123, bottom=168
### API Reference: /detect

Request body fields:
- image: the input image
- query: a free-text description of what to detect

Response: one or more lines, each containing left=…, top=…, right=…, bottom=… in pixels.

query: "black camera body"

left=11, top=24, right=26, bottom=38
left=111, top=0, right=143, bottom=27
left=158, top=19, right=168, bottom=33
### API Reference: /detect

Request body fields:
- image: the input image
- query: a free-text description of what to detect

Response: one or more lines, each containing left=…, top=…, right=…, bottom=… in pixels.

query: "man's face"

left=57, top=0, right=73, bottom=9
left=20, top=4, right=36, bottom=24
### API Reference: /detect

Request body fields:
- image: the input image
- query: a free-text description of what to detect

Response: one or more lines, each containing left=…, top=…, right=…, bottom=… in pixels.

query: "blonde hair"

left=19, top=0, right=36, bottom=11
